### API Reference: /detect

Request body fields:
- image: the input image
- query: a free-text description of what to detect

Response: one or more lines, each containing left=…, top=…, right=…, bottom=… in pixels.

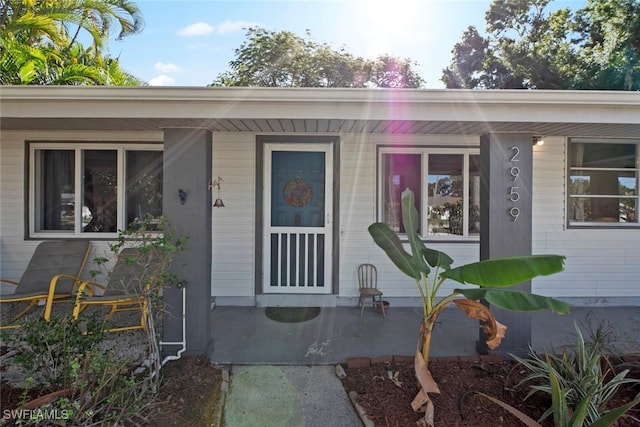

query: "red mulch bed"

left=341, top=356, right=640, bottom=426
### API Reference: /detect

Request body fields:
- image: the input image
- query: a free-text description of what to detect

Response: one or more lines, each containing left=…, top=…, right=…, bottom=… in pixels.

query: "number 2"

left=509, top=146, right=520, bottom=162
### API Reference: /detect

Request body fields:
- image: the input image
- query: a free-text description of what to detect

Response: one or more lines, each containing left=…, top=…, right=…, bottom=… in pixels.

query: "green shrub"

left=468, top=323, right=640, bottom=426
left=51, top=350, right=153, bottom=426
left=512, top=323, right=640, bottom=424
left=8, top=315, right=104, bottom=390
left=4, top=314, right=154, bottom=426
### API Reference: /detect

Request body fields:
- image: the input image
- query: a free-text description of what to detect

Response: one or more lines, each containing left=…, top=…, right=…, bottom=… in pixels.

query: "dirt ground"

left=0, top=351, right=223, bottom=426
left=341, top=357, right=640, bottom=427
left=148, top=355, right=223, bottom=426
left=0, top=303, right=224, bottom=426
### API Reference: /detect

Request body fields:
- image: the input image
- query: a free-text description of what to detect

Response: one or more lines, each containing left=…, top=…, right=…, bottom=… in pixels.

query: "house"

left=1, top=86, right=638, bottom=356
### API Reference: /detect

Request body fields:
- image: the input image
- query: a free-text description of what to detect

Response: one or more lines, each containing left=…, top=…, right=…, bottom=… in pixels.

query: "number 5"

left=509, top=187, right=520, bottom=202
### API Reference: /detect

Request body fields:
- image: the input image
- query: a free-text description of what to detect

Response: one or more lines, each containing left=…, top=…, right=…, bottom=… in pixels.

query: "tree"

left=210, top=27, right=424, bottom=88
left=0, top=0, right=144, bottom=85
left=442, top=0, right=640, bottom=90
left=572, top=0, right=640, bottom=90
left=369, top=55, right=425, bottom=88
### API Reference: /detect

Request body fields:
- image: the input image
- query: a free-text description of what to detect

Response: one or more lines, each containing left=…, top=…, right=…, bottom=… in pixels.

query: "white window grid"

left=29, top=143, right=162, bottom=238
left=377, top=146, right=480, bottom=240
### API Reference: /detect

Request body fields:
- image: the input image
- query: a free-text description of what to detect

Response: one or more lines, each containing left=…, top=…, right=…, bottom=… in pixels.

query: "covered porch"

left=1, top=86, right=638, bottom=357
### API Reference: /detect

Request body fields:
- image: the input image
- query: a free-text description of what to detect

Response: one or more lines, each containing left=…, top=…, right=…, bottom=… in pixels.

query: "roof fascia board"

left=2, top=86, right=638, bottom=105
left=1, top=87, right=638, bottom=125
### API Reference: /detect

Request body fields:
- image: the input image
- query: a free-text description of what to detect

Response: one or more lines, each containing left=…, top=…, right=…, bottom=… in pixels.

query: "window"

left=379, top=147, right=480, bottom=239
left=30, top=144, right=163, bottom=237
left=568, top=139, right=639, bottom=226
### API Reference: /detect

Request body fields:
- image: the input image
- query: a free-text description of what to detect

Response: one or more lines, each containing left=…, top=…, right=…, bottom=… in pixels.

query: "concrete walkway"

left=223, top=365, right=361, bottom=427
left=212, top=305, right=639, bottom=426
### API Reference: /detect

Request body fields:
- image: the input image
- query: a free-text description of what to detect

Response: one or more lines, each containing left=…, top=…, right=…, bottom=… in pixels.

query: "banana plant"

left=368, top=188, right=570, bottom=426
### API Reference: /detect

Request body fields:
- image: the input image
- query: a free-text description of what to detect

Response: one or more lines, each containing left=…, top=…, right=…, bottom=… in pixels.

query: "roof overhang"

left=1, top=86, right=638, bottom=137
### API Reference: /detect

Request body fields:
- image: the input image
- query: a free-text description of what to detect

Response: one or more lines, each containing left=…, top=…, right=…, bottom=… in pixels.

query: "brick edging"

left=346, top=354, right=504, bottom=369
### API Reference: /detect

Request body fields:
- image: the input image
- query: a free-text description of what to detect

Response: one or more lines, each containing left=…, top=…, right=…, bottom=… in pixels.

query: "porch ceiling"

left=1, top=86, right=639, bottom=138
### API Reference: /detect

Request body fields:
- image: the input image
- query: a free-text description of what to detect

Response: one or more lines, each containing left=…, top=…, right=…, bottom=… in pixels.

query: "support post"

left=478, top=133, right=533, bottom=357
left=163, top=129, right=213, bottom=355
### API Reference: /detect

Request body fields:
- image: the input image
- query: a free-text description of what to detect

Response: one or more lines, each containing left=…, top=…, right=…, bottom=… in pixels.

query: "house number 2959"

left=508, top=146, right=520, bottom=222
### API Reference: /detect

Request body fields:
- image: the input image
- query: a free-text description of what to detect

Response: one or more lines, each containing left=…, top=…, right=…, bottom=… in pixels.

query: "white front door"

left=264, top=143, right=333, bottom=294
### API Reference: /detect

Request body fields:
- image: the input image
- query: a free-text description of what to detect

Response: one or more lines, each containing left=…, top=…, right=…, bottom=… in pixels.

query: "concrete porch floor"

left=210, top=305, right=640, bottom=364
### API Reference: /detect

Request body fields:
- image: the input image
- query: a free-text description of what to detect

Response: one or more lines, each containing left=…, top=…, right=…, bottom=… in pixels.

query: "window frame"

left=29, top=142, right=163, bottom=238
left=566, top=138, right=640, bottom=229
left=377, top=145, right=480, bottom=241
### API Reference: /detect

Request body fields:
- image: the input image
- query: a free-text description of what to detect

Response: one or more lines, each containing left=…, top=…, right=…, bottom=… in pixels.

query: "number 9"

left=510, top=166, right=520, bottom=181
left=510, top=207, right=520, bottom=222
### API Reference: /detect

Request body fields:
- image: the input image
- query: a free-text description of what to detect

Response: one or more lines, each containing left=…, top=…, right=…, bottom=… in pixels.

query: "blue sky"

left=108, top=0, right=586, bottom=87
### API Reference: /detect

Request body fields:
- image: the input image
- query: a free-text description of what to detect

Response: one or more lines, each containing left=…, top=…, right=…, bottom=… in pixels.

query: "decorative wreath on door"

left=283, top=177, right=313, bottom=207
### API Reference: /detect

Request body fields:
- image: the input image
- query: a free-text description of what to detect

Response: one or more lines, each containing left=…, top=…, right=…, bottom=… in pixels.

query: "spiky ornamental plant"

left=368, top=188, right=570, bottom=426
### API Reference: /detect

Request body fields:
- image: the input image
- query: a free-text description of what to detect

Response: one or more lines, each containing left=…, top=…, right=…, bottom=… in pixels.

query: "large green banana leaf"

left=423, top=247, right=453, bottom=270
left=367, top=222, right=425, bottom=279
left=401, top=188, right=431, bottom=276
left=441, top=255, right=565, bottom=287
left=455, top=288, right=570, bottom=314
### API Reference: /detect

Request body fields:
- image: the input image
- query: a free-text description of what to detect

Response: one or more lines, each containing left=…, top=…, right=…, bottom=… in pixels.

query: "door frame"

left=255, top=136, right=340, bottom=296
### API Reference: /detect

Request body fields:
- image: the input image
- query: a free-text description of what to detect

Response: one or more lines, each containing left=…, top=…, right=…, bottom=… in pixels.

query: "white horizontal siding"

left=338, top=134, right=480, bottom=299
left=1, top=136, right=30, bottom=290
left=531, top=137, right=566, bottom=234
left=210, top=133, right=255, bottom=298
left=532, top=136, right=640, bottom=300
left=339, top=134, right=378, bottom=297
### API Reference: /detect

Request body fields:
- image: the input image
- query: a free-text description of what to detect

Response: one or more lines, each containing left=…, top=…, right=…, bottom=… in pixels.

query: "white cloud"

left=149, top=75, right=176, bottom=86
left=155, top=62, right=182, bottom=74
left=216, top=20, right=259, bottom=34
left=178, top=22, right=214, bottom=37
left=178, top=20, right=260, bottom=37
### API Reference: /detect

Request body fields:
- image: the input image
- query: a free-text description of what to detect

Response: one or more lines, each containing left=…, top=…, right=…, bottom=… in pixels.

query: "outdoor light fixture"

left=533, top=136, right=545, bottom=146
left=178, top=189, right=187, bottom=205
left=210, top=176, right=225, bottom=207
